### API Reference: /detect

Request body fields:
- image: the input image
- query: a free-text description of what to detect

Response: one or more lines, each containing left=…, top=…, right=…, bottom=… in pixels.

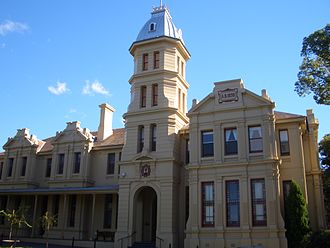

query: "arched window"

left=149, top=22, right=156, bottom=32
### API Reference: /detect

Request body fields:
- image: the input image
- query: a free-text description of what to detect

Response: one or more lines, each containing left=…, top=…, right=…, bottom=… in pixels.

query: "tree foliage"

left=295, top=24, right=330, bottom=105
left=0, top=207, right=32, bottom=240
left=319, top=134, right=330, bottom=168
left=319, top=134, right=330, bottom=225
left=40, top=211, right=57, bottom=248
left=285, top=181, right=311, bottom=248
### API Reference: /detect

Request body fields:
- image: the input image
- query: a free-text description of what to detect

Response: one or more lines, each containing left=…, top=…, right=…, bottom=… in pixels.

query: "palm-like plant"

left=40, top=211, right=57, bottom=248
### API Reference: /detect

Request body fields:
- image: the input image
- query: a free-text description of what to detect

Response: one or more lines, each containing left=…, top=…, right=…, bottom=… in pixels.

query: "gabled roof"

left=93, top=128, right=125, bottom=147
left=274, top=111, right=304, bottom=120
left=37, top=128, right=125, bottom=154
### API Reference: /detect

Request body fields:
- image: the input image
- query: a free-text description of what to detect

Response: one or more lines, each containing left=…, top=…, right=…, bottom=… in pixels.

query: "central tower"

left=115, top=5, right=190, bottom=248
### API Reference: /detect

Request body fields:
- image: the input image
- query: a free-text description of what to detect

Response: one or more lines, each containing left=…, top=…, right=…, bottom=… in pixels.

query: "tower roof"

left=135, top=5, right=184, bottom=44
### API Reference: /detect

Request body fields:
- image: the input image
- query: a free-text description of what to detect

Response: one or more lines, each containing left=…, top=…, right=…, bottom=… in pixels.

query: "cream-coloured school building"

left=0, top=5, right=326, bottom=248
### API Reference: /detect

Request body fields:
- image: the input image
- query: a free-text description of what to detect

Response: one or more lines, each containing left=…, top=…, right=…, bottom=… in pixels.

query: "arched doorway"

left=133, top=186, right=157, bottom=242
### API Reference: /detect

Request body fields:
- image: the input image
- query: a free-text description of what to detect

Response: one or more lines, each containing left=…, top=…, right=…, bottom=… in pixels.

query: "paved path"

left=2, top=241, right=83, bottom=248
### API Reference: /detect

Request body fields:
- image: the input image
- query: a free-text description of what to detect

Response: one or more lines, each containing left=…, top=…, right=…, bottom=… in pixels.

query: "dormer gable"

left=3, top=128, right=41, bottom=150
left=52, top=121, right=95, bottom=145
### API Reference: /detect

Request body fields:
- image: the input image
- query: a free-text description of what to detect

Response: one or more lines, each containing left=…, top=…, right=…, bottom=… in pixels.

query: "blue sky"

left=0, top=0, right=329, bottom=150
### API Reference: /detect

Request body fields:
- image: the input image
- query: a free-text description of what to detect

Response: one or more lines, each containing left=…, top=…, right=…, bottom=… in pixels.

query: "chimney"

left=98, top=103, right=115, bottom=141
left=261, top=89, right=269, bottom=99
left=192, top=99, right=199, bottom=107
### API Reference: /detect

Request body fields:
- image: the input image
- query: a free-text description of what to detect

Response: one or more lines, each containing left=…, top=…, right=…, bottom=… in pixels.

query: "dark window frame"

left=153, top=51, right=160, bottom=69
left=201, top=181, right=215, bottom=227
left=0, top=162, right=3, bottom=179
left=201, top=131, right=214, bottom=157
left=279, top=129, right=290, bottom=156
left=142, top=53, right=148, bottom=71
left=151, top=124, right=157, bottom=152
left=248, top=125, right=263, bottom=153
left=107, top=153, right=115, bottom=175
left=0, top=196, right=8, bottom=224
left=52, top=195, right=60, bottom=227
left=152, top=84, right=158, bottom=106
left=57, top=154, right=64, bottom=175
left=46, top=158, right=52, bottom=178
left=140, top=86, right=147, bottom=108
left=185, top=139, right=190, bottom=164
left=20, top=156, right=27, bottom=177
left=67, top=195, right=77, bottom=228
left=103, top=194, right=113, bottom=229
left=73, top=152, right=81, bottom=174
left=251, top=178, right=267, bottom=226
left=224, top=128, right=238, bottom=155
left=138, top=126, right=144, bottom=153
left=225, top=180, right=240, bottom=227
left=7, top=158, right=14, bottom=177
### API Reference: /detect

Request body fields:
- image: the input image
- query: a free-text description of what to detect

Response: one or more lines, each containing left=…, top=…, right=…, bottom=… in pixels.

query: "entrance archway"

left=133, top=186, right=157, bottom=242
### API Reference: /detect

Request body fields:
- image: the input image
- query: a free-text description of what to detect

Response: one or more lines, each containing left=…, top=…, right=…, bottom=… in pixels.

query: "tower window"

left=151, top=124, right=157, bottom=151
left=140, top=86, right=146, bottom=108
left=138, top=126, right=144, bottom=153
left=149, top=22, right=156, bottom=32
left=152, top=84, right=158, bottom=106
left=153, top=51, right=160, bottom=69
left=178, top=88, right=181, bottom=111
left=182, top=93, right=186, bottom=113
left=142, top=53, right=148, bottom=71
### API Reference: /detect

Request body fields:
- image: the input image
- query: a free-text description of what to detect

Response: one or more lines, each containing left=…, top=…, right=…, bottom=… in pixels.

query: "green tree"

left=40, top=211, right=57, bottom=248
left=0, top=207, right=32, bottom=242
left=319, top=134, right=330, bottom=225
left=285, top=181, right=311, bottom=248
left=294, top=24, right=330, bottom=105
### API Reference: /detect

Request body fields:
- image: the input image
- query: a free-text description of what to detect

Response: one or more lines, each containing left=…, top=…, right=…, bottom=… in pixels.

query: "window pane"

left=249, top=127, right=262, bottom=139
left=202, top=182, right=214, bottom=227
left=226, top=180, right=240, bottom=227
left=58, top=154, right=64, bottom=174
left=225, top=128, right=238, bottom=155
left=202, top=131, right=214, bottom=157
left=74, top=152, right=81, bottom=174
left=279, top=130, right=290, bottom=155
left=46, top=158, right=52, bottom=177
left=107, top=153, right=115, bottom=175
left=251, top=179, right=267, bottom=226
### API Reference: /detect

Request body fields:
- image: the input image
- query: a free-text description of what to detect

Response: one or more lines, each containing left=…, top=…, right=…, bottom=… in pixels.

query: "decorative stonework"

left=218, top=88, right=238, bottom=103
left=141, top=164, right=151, bottom=177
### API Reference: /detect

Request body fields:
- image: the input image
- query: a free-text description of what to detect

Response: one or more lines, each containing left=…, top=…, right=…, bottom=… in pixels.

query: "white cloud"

left=48, top=82, right=69, bottom=95
left=0, top=20, right=29, bottom=36
left=82, top=80, right=110, bottom=96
